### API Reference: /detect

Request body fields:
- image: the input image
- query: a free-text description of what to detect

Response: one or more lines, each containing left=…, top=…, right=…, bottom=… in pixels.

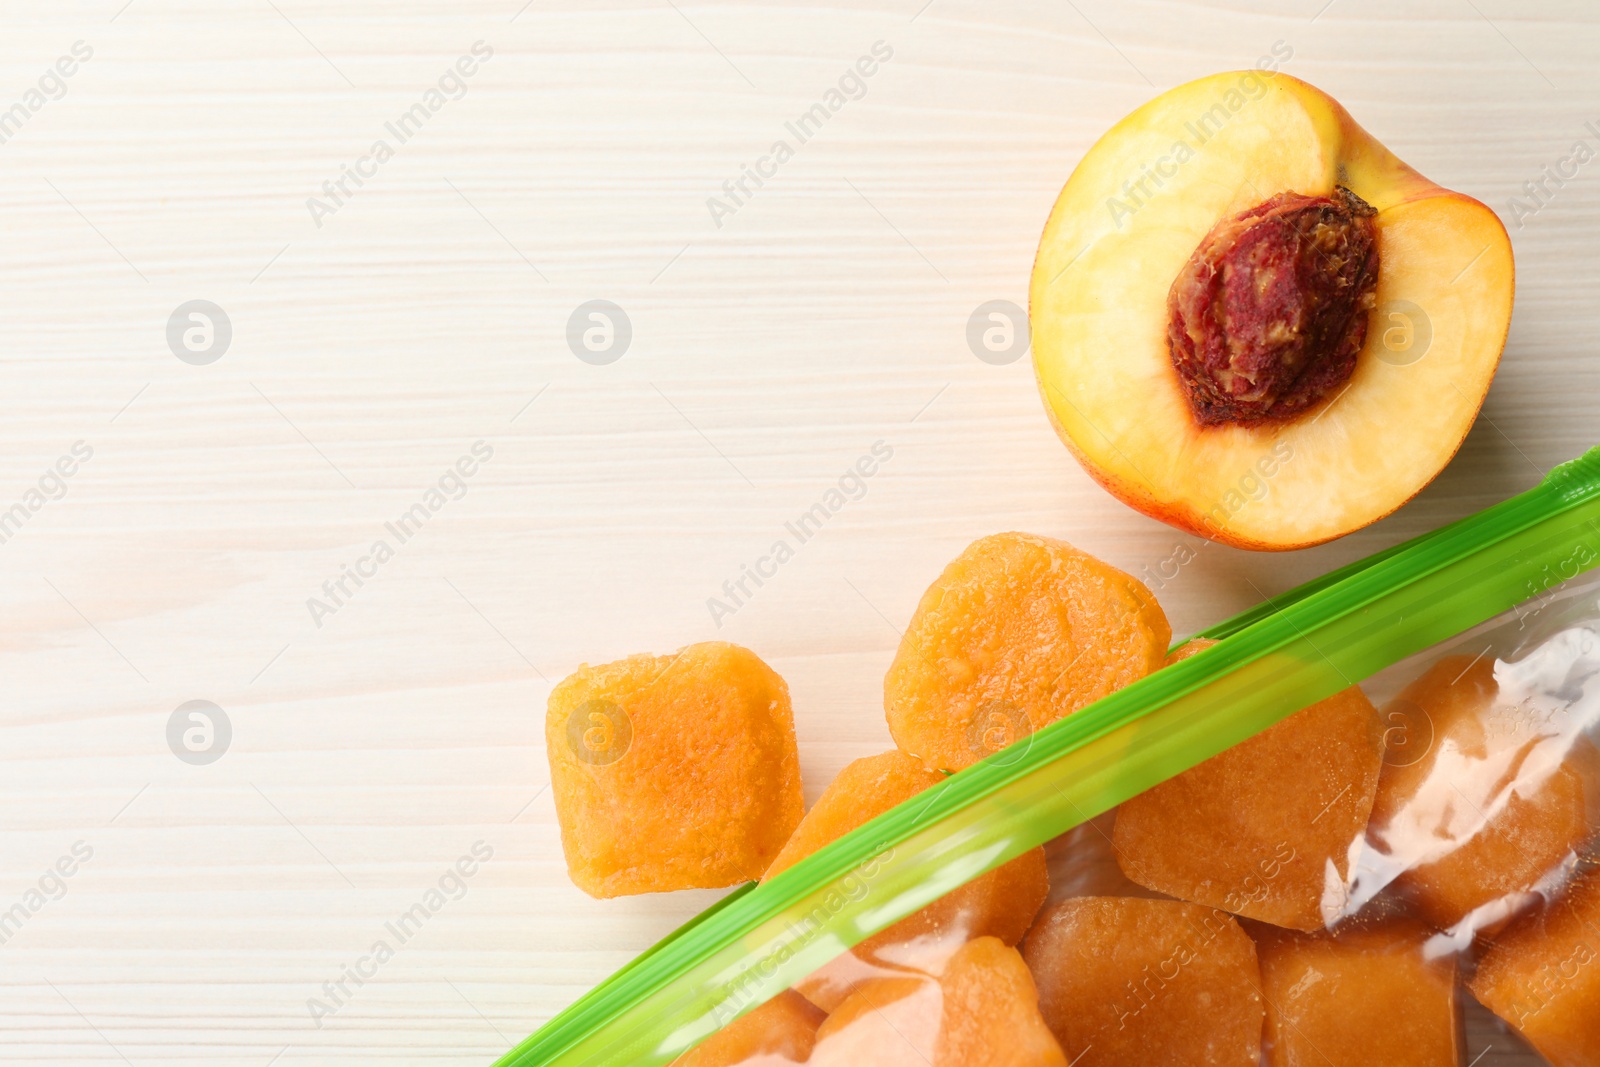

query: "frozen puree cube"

left=885, top=532, right=1170, bottom=773
left=546, top=641, right=804, bottom=898
left=1113, top=639, right=1384, bottom=930
left=1471, top=866, right=1600, bottom=1067
left=810, top=936, right=1067, bottom=1067
left=1255, top=920, right=1460, bottom=1067
left=673, top=990, right=824, bottom=1067
left=764, top=749, right=1049, bottom=1011
left=1022, top=896, right=1263, bottom=1067
left=1368, top=653, right=1600, bottom=928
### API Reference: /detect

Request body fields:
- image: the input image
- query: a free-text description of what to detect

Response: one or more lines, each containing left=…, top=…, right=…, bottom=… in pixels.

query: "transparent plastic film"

left=509, top=446, right=1600, bottom=1067
left=667, top=578, right=1600, bottom=1067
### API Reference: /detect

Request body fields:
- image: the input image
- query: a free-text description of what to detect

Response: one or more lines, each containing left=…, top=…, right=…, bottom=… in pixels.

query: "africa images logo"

left=705, top=41, right=895, bottom=228
left=706, top=441, right=893, bottom=627
left=306, top=42, right=494, bottom=228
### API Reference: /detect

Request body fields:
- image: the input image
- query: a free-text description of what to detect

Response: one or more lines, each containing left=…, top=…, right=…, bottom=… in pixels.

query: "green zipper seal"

left=503, top=446, right=1600, bottom=1067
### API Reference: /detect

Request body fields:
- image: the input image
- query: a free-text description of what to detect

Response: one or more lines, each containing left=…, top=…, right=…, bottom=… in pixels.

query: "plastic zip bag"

left=507, top=445, right=1600, bottom=1067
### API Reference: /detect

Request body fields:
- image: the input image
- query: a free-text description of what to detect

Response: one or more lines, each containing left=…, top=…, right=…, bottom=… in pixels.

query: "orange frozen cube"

left=1022, top=896, right=1263, bottom=1067
left=810, top=936, right=1067, bottom=1067
left=885, top=532, right=1170, bottom=773
left=764, top=749, right=1049, bottom=1011
left=1256, top=921, right=1460, bottom=1067
left=1113, top=640, right=1384, bottom=930
left=1471, top=866, right=1600, bottom=1067
left=546, top=641, right=804, bottom=898
left=1368, top=654, right=1600, bottom=928
left=673, top=990, right=824, bottom=1067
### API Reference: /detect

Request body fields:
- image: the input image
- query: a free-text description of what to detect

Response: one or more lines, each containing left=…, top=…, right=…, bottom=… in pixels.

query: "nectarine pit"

left=1167, top=187, right=1380, bottom=427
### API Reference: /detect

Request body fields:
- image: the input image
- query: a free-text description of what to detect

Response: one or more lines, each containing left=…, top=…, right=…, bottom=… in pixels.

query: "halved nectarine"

left=1030, top=71, right=1513, bottom=550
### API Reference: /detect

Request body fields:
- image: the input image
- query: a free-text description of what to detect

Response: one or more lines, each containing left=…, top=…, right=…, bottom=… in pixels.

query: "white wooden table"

left=1, top=1, right=1595, bottom=1062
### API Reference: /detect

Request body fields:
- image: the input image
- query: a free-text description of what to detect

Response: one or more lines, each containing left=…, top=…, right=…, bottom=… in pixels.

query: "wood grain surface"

left=1, top=0, right=1596, bottom=1063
